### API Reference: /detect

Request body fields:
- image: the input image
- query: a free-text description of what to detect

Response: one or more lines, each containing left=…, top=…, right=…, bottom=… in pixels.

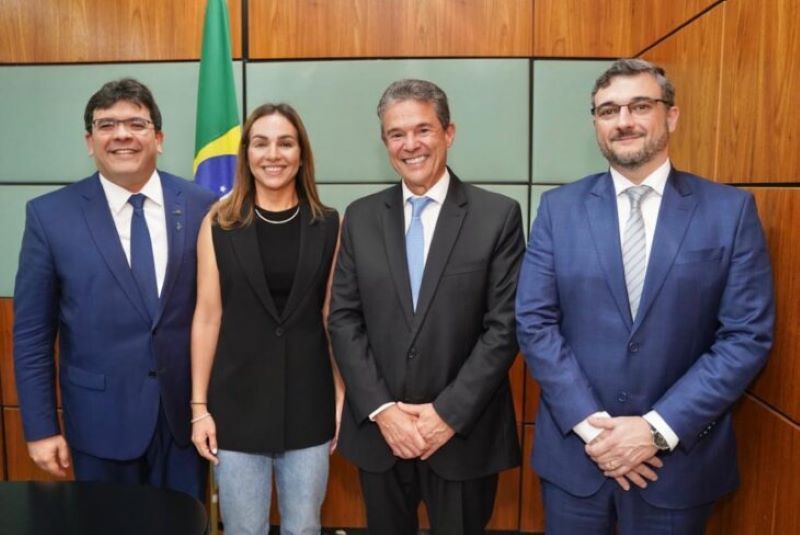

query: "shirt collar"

left=402, top=169, right=450, bottom=206
left=611, top=159, right=671, bottom=198
left=99, top=170, right=164, bottom=215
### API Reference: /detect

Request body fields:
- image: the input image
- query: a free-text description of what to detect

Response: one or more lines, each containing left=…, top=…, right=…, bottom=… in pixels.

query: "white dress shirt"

left=572, top=159, right=680, bottom=450
left=99, top=171, right=168, bottom=295
left=369, top=170, right=451, bottom=421
left=402, top=170, right=450, bottom=263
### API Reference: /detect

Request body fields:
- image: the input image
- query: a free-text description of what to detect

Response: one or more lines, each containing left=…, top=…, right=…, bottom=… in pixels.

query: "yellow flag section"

left=192, top=124, right=241, bottom=176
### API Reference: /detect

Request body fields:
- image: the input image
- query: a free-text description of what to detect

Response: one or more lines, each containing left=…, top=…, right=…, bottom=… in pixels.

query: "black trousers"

left=359, top=459, right=498, bottom=535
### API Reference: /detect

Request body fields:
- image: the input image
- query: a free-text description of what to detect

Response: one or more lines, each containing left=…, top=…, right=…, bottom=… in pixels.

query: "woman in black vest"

left=190, top=103, right=343, bottom=534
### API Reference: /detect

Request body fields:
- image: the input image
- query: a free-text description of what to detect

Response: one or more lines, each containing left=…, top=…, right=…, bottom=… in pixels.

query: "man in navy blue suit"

left=516, top=59, right=774, bottom=533
left=13, top=79, right=215, bottom=498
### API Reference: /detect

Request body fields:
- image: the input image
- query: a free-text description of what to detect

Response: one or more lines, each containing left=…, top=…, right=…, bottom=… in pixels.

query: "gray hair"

left=591, top=59, right=675, bottom=106
left=377, top=79, right=451, bottom=131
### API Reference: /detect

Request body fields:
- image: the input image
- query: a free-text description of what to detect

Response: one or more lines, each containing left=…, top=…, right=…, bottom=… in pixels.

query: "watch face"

left=651, top=426, right=670, bottom=450
left=654, top=432, right=669, bottom=450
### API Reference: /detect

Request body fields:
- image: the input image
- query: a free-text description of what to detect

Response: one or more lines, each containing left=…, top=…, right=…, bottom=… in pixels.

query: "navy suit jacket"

left=516, top=168, right=774, bottom=508
left=13, top=171, right=216, bottom=460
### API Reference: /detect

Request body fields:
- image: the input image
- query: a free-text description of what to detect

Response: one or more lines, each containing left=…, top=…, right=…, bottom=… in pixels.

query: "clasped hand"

left=585, top=415, right=663, bottom=491
left=375, top=403, right=455, bottom=460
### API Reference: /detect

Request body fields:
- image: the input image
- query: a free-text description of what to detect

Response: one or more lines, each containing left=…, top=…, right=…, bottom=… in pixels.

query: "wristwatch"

left=649, top=424, right=670, bottom=451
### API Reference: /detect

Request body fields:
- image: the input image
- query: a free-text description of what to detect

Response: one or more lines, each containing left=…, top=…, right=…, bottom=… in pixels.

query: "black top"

left=254, top=205, right=301, bottom=315
left=209, top=204, right=340, bottom=454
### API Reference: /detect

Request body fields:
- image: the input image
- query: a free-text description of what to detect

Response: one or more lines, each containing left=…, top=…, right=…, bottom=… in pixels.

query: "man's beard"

left=599, top=125, right=669, bottom=170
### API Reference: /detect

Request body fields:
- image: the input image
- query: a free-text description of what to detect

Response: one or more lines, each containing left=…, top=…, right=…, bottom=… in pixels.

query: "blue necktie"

left=128, top=194, right=159, bottom=320
left=406, top=196, right=434, bottom=311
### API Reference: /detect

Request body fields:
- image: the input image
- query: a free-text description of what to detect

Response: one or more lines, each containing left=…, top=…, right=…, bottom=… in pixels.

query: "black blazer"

left=329, top=172, right=524, bottom=480
left=209, top=204, right=339, bottom=454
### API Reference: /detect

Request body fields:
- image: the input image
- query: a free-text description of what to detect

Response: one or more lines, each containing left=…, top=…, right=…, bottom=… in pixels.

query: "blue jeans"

left=215, top=442, right=329, bottom=535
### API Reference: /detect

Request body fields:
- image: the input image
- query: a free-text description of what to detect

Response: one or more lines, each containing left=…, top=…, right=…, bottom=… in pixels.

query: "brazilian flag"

left=194, top=0, right=240, bottom=196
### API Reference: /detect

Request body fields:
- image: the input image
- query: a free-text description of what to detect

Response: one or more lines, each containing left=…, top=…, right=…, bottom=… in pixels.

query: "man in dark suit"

left=13, top=78, right=216, bottom=498
left=328, top=79, right=524, bottom=534
left=516, top=59, right=775, bottom=533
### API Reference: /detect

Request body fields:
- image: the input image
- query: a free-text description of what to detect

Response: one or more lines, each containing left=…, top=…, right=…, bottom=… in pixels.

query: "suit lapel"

left=80, top=174, right=151, bottom=325
left=281, top=204, right=324, bottom=321
left=412, top=175, right=467, bottom=331
left=154, top=173, right=186, bottom=326
left=381, top=185, right=415, bottom=329
left=230, top=218, right=282, bottom=322
left=633, top=170, right=697, bottom=331
left=584, top=173, right=632, bottom=328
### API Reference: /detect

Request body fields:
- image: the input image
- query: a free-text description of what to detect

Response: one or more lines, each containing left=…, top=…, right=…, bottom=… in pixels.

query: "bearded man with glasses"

left=516, top=59, right=775, bottom=533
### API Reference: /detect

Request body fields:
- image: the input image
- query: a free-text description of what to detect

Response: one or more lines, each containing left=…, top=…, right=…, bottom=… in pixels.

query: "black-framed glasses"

left=591, top=97, right=672, bottom=120
left=92, top=118, right=154, bottom=134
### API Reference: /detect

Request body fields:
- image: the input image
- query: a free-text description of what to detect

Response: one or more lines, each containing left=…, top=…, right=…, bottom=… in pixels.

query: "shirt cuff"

left=643, top=410, right=680, bottom=451
left=572, top=411, right=612, bottom=443
left=369, top=402, right=396, bottom=422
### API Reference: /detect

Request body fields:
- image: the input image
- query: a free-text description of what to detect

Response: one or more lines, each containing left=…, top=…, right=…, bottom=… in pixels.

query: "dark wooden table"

left=0, top=481, right=208, bottom=534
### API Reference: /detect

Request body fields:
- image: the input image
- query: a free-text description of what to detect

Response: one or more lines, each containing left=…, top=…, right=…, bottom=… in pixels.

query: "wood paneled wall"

left=0, top=0, right=720, bottom=63
left=0, top=300, right=11, bottom=407
left=0, top=0, right=241, bottom=63
left=533, top=0, right=719, bottom=57
left=716, top=0, right=800, bottom=183
left=642, top=3, right=725, bottom=179
left=249, top=0, right=534, bottom=58
left=644, top=0, right=800, bottom=185
left=708, top=395, right=800, bottom=534
left=749, top=188, right=800, bottom=423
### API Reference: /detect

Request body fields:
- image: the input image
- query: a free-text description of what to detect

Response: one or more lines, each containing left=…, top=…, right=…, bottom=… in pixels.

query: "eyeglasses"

left=92, top=118, right=155, bottom=134
left=591, top=97, right=672, bottom=120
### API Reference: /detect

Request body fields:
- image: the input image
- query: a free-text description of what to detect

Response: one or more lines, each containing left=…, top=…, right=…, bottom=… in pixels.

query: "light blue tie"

left=622, top=185, right=653, bottom=320
left=406, top=196, right=434, bottom=311
left=128, top=194, right=159, bottom=320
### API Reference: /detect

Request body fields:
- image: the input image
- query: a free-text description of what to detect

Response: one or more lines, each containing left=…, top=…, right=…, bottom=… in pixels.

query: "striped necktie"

left=622, top=185, right=653, bottom=320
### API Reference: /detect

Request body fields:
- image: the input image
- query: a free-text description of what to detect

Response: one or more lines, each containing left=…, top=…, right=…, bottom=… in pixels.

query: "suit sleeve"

left=13, top=201, right=61, bottom=441
left=653, top=193, right=774, bottom=451
left=516, top=193, right=605, bottom=434
left=432, top=201, right=525, bottom=435
left=328, top=211, right=394, bottom=423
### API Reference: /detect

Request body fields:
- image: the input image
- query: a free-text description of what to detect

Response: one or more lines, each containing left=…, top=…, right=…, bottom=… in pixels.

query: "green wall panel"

left=532, top=60, right=611, bottom=184
left=318, top=183, right=389, bottom=215
left=246, top=59, right=529, bottom=183
left=529, top=184, right=558, bottom=221
left=525, top=184, right=559, bottom=242
left=481, top=184, right=530, bottom=233
left=0, top=185, right=62, bottom=297
left=0, top=62, right=243, bottom=184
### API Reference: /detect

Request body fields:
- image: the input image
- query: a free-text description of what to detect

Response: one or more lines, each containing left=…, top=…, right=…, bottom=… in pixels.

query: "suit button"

left=275, top=327, right=284, bottom=337
left=408, top=348, right=417, bottom=359
left=617, top=391, right=628, bottom=402
left=148, top=370, right=157, bottom=378
left=628, top=342, right=640, bottom=353
left=152, top=328, right=158, bottom=336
